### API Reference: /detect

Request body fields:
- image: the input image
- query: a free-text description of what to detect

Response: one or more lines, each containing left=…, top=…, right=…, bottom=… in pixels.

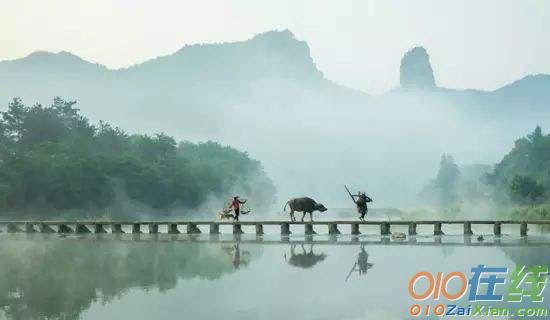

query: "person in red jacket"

left=229, top=196, right=247, bottom=221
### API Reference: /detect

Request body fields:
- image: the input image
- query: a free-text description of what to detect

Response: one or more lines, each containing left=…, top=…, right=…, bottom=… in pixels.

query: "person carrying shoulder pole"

left=345, top=185, right=373, bottom=221
left=229, top=196, right=247, bottom=221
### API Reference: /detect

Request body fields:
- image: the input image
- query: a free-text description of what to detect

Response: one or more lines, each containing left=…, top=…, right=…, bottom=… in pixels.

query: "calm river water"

left=1, top=231, right=549, bottom=320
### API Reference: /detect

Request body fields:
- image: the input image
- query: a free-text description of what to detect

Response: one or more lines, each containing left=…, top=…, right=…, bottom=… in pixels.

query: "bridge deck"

left=0, top=220, right=549, bottom=236
left=2, top=220, right=550, bottom=225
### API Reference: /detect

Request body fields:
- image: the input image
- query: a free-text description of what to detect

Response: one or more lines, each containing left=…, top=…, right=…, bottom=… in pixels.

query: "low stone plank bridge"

left=1, top=220, right=549, bottom=236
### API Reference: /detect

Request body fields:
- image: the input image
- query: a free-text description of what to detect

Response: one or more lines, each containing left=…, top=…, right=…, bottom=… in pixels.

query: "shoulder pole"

left=345, top=185, right=356, bottom=203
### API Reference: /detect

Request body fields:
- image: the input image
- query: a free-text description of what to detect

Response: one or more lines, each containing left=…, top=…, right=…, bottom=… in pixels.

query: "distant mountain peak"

left=26, top=50, right=76, bottom=58
left=25, top=50, right=55, bottom=58
left=173, top=29, right=301, bottom=54
left=400, top=46, right=436, bottom=89
left=135, top=29, right=323, bottom=82
left=23, top=50, right=91, bottom=64
left=251, top=29, right=296, bottom=41
left=1, top=50, right=106, bottom=73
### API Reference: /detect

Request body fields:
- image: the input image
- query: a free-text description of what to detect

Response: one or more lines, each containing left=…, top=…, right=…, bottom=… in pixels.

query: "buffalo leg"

left=309, top=212, right=313, bottom=222
left=301, top=212, right=306, bottom=222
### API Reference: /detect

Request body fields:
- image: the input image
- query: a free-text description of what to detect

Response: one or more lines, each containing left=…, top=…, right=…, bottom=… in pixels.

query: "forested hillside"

left=0, top=97, right=275, bottom=219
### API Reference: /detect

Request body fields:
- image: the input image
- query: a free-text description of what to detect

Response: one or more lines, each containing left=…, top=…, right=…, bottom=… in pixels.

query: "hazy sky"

left=1, top=0, right=549, bottom=94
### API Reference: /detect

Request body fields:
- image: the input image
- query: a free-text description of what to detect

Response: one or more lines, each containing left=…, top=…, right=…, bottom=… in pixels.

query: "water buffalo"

left=284, top=197, right=327, bottom=222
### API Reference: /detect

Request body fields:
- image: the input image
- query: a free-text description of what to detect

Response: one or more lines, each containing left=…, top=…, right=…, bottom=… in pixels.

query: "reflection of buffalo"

left=284, top=197, right=327, bottom=222
left=285, top=244, right=327, bottom=269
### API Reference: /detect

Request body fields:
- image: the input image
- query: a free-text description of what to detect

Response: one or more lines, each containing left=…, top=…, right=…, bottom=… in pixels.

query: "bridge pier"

left=351, top=223, right=361, bottom=235
left=132, top=224, right=142, bottom=234
left=463, top=235, right=472, bottom=245
left=149, top=224, right=159, bottom=234
left=381, top=222, right=390, bottom=235
left=281, top=223, right=291, bottom=235
left=94, top=224, right=107, bottom=234
left=408, top=222, right=417, bottom=235
left=25, top=223, right=36, bottom=233
left=168, top=224, right=180, bottom=234
left=40, top=223, right=56, bottom=233
left=493, top=222, right=501, bottom=236
left=58, top=224, right=73, bottom=233
left=328, top=223, right=340, bottom=235
left=305, top=223, right=316, bottom=235
left=464, top=222, right=473, bottom=235
left=112, top=224, right=124, bottom=233
left=2, top=220, right=548, bottom=236
left=520, top=222, right=528, bottom=236
left=209, top=224, right=219, bottom=234
left=233, top=224, right=243, bottom=234
left=434, top=222, right=444, bottom=235
left=187, top=223, right=201, bottom=234
left=76, top=223, right=91, bottom=233
left=7, top=223, right=23, bottom=233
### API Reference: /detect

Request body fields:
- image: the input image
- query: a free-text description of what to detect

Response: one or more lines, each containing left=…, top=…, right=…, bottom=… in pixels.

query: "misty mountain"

left=1, top=30, right=549, bottom=209
left=392, top=46, right=550, bottom=120
left=3, top=30, right=547, bottom=128
left=0, top=50, right=108, bottom=74
left=0, top=30, right=367, bottom=137
left=399, top=47, right=436, bottom=89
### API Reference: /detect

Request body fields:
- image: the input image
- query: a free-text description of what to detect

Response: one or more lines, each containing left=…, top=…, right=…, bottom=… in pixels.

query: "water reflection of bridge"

left=4, top=233, right=550, bottom=247
left=1, top=220, right=550, bottom=236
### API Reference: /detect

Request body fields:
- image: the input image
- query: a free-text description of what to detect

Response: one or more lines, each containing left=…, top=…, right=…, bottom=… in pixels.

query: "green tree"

left=509, top=175, right=545, bottom=205
left=0, top=97, right=276, bottom=218
left=487, top=126, right=550, bottom=205
left=435, top=153, right=460, bottom=206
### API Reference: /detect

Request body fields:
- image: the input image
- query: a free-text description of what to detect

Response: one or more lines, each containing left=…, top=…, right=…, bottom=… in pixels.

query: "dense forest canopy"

left=420, top=126, right=550, bottom=220
left=487, top=126, right=550, bottom=205
left=0, top=97, right=275, bottom=219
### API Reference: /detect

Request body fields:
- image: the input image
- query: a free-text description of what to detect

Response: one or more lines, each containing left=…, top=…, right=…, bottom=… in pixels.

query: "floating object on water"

left=391, top=232, right=406, bottom=240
